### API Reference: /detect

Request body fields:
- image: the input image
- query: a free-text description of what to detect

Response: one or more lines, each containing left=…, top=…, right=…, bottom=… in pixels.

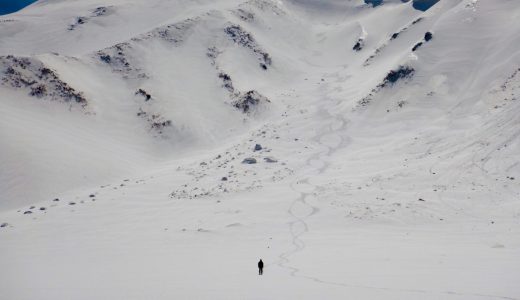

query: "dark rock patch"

left=206, top=46, right=220, bottom=65
left=148, top=18, right=199, bottom=44
left=29, top=84, right=47, bottom=97
left=353, top=39, right=364, bottom=51
left=68, top=17, right=87, bottom=30
left=397, top=100, right=407, bottom=108
left=68, top=6, right=113, bottom=30
left=424, top=31, right=433, bottom=41
left=412, top=42, right=423, bottom=52
left=96, top=43, right=138, bottom=77
left=242, top=157, right=257, bottom=164
left=389, top=18, right=423, bottom=43
left=92, top=6, right=110, bottom=17
left=233, top=8, right=255, bottom=22
left=151, top=119, right=172, bottom=131
left=136, top=88, right=152, bottom=101
left=225, top=25, right=255, bottom=49
left=1, top=55, right=87, bottom=106
left=412, top=32, right=433, bottom=52
left=136, top=108, right=173, bottom=134
left=264, top=157, right=278, bottom=163
left=380, top=66, right=415, bottom=87
left=218, top=72, right=235, bottom=93
left=99, top=54, right=111, bottom=63
left=412, top=18, right=423, bottom=25
left=233, top=90, right=270, bottom=114
left=358, top=66, right=415, bottom=107
left=224, top=24, right=272, bottom=70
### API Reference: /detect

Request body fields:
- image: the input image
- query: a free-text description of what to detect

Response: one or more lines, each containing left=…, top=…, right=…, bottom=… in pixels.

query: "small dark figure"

left=258, top=259, right=264, bottom=275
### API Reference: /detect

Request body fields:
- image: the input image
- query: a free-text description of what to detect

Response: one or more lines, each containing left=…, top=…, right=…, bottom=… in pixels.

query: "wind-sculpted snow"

left=0, top=55, right=87, bottom=107
left=232, top=0, right=286, bottom=21
left=248, top=0, right=286, bottom=14
left=95, top=17, right=200, bottom=80
left=363, top=17, right=424, bottom=66
left=143, top=17, right=200, bottom=44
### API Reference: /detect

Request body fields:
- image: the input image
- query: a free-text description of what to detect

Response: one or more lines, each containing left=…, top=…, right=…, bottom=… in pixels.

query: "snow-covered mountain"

left=1, top=0, right=519, bottom=299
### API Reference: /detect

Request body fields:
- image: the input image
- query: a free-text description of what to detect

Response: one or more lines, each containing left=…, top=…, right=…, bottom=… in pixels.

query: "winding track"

left=274, top=84, right=519, bottom=300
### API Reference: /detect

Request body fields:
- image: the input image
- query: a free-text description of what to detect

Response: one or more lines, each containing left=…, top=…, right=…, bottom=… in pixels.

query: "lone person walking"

left=258, top=259, right=264, bottom=275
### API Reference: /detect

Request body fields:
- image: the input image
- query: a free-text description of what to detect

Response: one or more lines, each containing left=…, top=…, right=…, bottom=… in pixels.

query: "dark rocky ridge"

left=0, top=55, right=87, bottom=107
left=358, top=65, right=415, bottom=107
left=224, top=24, right=272, bottom=70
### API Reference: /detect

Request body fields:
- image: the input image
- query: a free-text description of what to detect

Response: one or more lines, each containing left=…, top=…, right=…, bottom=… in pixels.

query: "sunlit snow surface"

left=0, top=0, right=519, bottom=299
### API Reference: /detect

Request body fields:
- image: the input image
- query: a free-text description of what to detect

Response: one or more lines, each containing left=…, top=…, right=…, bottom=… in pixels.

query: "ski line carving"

left=275, top=91, right=517, bottom=300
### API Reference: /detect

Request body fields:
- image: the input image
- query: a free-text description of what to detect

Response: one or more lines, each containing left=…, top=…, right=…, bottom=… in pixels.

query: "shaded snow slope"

left=1, top=0, right=519, bottom=299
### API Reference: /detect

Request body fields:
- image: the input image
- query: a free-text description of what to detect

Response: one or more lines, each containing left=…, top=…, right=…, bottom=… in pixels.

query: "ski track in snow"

left=1, top=0, right=520, bottom=299
left=274, top=79, right=518, bottom=300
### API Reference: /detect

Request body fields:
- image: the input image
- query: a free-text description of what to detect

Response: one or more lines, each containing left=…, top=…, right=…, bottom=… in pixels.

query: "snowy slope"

left=1, top=0, right=519, bottom=299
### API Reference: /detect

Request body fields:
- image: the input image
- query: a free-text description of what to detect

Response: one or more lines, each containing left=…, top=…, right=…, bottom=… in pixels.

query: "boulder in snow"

left=264, top=157, right=278, bottom=163
left=233, top=90, right=270, bottom=114
left=242, top=157, right=257, bottom=164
